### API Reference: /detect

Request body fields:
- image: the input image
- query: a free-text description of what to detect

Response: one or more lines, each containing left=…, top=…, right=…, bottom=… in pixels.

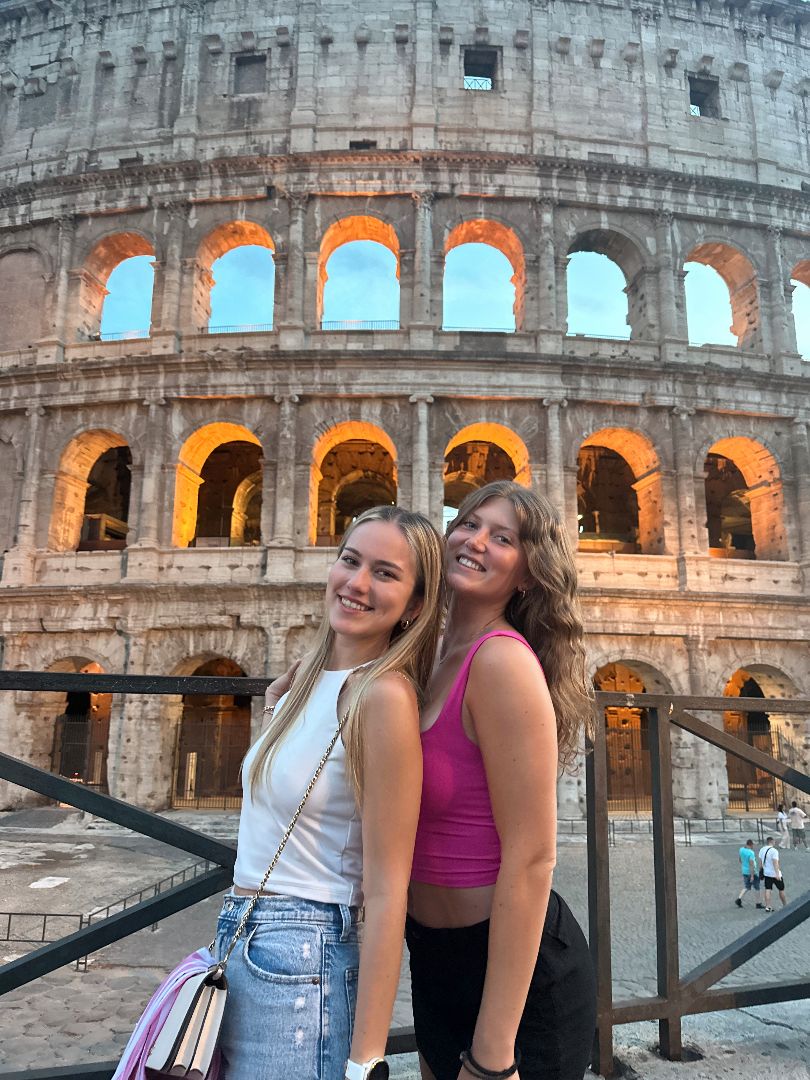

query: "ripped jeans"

left=214, top=893, right=361, bottom=1080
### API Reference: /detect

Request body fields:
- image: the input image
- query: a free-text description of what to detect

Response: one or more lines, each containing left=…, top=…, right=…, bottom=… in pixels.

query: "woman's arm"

left=464, top=637, right=560, bottom=1075
left=261, top=659, right=303, bottom=732
left=349, top=673, right=423, bottom=1067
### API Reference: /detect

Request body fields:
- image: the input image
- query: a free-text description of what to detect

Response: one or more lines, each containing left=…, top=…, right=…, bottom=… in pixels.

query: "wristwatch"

left=345, top=1058, right=389, bottom=1080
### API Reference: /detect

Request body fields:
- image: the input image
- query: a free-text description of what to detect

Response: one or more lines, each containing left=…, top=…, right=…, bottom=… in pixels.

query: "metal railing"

left=442, top=325, right=515, bottom=333
left=319, top=319, right=400, bottom=331
left=0, top=673, right=808, bottom=1078
left=98, top=329, right=151, bottom=341
left=204, top=323, right=274, bottom=334
left=463, top=75, right=493, bottom=91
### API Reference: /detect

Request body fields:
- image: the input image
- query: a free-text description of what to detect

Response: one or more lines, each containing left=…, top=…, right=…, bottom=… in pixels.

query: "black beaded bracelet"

left=459, top=1048, right=521, bottom=1079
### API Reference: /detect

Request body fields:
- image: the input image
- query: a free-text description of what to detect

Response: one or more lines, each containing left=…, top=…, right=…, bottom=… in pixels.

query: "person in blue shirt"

left=735, top=840, right=763, bottom=909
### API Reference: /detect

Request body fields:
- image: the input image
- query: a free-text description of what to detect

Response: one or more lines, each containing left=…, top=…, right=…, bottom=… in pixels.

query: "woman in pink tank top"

left=407, top=481, right=596, bottom=1080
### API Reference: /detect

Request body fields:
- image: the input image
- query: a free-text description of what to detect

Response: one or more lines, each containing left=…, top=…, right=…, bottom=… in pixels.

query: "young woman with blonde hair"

left=407, top=480, right=597, bottom=1080
left=215, top=505, right=443, bottom=1080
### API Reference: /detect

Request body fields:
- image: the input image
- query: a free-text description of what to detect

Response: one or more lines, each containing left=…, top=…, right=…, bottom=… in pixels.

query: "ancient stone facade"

left=0, top=0, right=808, bottom=817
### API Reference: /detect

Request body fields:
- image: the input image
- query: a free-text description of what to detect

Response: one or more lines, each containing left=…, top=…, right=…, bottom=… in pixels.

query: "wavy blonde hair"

left=447, top=481, right=594, bottom=769
left=249, top=505, right=444, bottom=800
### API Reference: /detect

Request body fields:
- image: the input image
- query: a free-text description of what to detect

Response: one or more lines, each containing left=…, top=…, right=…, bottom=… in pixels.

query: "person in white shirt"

left=757, top=837, right=787, bottom=912
left=775, top=804, right=790, bottom=849
left=787, top=801, right=807, bottom=850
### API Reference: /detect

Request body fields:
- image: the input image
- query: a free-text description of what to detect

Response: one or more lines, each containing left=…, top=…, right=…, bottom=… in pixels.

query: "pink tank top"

left=411, top=630, right=539, bottom=888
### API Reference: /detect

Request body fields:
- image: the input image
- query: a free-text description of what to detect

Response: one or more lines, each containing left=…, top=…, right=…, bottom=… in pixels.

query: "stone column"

left=555, top=255, right=569, bottom=334
left=764, top=226, right=798, bottom=370
left=671, top=407, right=701, bottom=555
left=289, top=0, right=317, bottom=152
left=543, top=397, right=568, bottom=526
left=655, top=211, right=688, bottom=344
left=271, top=395, right=299, bottom=545
left=259, top=453, right=277, bottom=548
left=2, top=406, right=45, bottom=587
left=278, top=193, right=308, bottom=342
left=150, top=200, right=188, bottom=340
left=790, top=418, right=810, bottom=566
left=411, top=192, right=435, bottom=329
left=46, top=213, right=77, bottom=348
left=411, top=0, right=436, bottom=149
left=105, top=630, right=148, bottom=802
left=535, top=198, right=558, bottom=333
left=131, top=397, right=168, bottom=548
left=682, top=635, right=729, bottom=817
left=409, top=394, right=433, bottom=516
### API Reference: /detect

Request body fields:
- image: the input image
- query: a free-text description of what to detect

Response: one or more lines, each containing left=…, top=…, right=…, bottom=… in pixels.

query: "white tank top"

left=233, top=668, right=363, bottom=906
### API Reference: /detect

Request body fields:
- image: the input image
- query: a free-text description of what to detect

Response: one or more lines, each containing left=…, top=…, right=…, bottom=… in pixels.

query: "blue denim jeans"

left=214, top=893, right=361, bottom=1080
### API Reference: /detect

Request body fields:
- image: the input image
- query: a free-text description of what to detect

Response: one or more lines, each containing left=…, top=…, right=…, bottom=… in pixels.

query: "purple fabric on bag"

left=112, top=947, right=222, bottom=1080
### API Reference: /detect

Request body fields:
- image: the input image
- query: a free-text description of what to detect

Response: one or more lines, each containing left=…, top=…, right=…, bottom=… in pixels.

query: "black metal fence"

left=0, top=672, right=808, bottom=1078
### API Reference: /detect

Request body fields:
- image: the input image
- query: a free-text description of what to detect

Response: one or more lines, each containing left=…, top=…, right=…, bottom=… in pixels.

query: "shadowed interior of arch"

left=315, top=437, right=397, bottom=545
left=593, top=662, right=652, bottom=813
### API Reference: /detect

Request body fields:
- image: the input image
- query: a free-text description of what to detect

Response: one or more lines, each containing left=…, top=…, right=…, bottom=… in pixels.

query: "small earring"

left=518, top=588, right=527, bottom=598
left=401, top=618, right=412, bottom=630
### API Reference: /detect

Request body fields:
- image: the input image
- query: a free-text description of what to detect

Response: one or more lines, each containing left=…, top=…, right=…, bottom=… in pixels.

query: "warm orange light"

left=49, top=430, right=129, bottom=551
left=197, top=221, right=275, bottom=267
left=580, top=427, right=659, bottom=479
left=317, top=217, right=400, bottom=318
left=444, top=423, right=530, bottom=487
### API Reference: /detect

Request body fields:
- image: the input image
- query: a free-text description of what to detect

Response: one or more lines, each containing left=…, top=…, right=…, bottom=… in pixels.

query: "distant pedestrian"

left=758, top=837, right=787, bottom=912
left=775, top=804, right=790, bottom=849
left=787, top=801, right=807, bottom=850
left=735, top=840, right=763, bottom=909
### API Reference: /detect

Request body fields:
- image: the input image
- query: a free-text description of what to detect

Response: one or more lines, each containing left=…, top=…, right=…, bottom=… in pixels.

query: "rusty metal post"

left=649, top=705, right=682, bottom=1059
left=586, top=698, right=615, bottom=1076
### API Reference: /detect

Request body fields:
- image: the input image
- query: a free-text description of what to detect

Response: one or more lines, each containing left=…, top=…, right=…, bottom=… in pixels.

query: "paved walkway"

left=0, top=809, right=808, bottom=1078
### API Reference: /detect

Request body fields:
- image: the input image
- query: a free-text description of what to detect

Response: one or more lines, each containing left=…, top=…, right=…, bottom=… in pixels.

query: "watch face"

left=369, top=1063, right=389, bottom=1080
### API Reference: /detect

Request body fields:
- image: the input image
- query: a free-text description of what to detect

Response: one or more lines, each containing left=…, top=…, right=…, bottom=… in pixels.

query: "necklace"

left=439, top=614, right=504, bottom=662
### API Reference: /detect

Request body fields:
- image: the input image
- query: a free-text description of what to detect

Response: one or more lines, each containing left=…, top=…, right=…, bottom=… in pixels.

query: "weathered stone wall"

left=0, top=0, right=808, bottom=816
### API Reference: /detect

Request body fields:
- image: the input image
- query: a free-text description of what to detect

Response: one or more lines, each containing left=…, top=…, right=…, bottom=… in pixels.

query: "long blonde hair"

left=249, top=505, right=443, bottom=799
left=447, top=481, right=594, bottom=769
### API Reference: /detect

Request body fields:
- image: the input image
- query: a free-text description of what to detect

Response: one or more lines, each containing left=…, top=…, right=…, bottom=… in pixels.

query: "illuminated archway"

left=79, top=232, right=155, bottom=340
left=443, top=220, right=525, bottom=330
left=567, top=228, right=647, bottom=339
left=685, top=242, right=760, bottom=350
left=49, top=430, right=132, bottom=551
left=577, top=429, right=664, bottom=554
left=310, top=421, right=398, bottom=545
left=703, top=437, right=786, bottom=561
left=172, top=656, right=251, bottom=808
left=443, top=423, right=530, bottom=525
left=318, top=216, right=400, bottom=326
left=196, top=221, right=275, bottom=332
left=173, top=422, right=262, bottom=548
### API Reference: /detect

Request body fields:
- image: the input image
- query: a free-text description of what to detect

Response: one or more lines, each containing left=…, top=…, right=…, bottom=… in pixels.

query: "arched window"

left=318, top=217, right=400, bottom=330
left=311, top=422, right=398, bottom=545
left=49, top=430, right=132, bottom=552
left=443, top=423, right=530, bottom=530
left=173, top=423, right=263, bottom=548
left=443, top=221, right=524, bottom=331
left=594, top=662, right=651, bottom=813
left=791, top=261, right=810, bottom=360
left=100, top=256, right=154, bottom=340
left=81, top=233, right=155, bottom=340
left=684, top=242, right=760, bottom=350
left=173, top=657, right=251, bottom=808
left=703, top=437, right=786, bottom=561
left=722, top=669, right=782, bottom=812
left=196, top=222, right=275, bottom=333
left=49, top=659, right=111, bottom=793
left=567, top=229, right=648, bottom=339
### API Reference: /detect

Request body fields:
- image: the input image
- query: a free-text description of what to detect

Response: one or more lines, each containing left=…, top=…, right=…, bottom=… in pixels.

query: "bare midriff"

left=231, top=885, right=281, bottom=897
left=408, top=880, right=496, bottom=929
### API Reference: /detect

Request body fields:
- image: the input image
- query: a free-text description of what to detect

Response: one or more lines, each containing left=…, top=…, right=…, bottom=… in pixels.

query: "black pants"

left=406, top=891, right=596, bottom=1080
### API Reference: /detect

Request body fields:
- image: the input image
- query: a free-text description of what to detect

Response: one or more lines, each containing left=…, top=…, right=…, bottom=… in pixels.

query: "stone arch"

left=443, top=219, right=526, bottom=330
left=567, top=227, right=650, bottom=339
left=443, top=423, right=531, bottom=515
left=317, top=215, right=400, bottom=323
left=310, top=420, right=398, bottom=545
left=231, top=471, right=262, bottom=546
left=0, top=245, right=49, bottom=351
left=49, top=429, right=133, bottom=551
left=172, top=655, right=252, bottom=808
left=722, top=664, right=803, bottom=811
left=684, top=240, right=760, bottom=350
left=194, top=221, right=276, bottom=332
left=77, top=231, right=156, bottom=340
left=593, top=659, right=673, bottom=813
left=577, top=428, right=664, bottom=554
left=701, top=435, right=786, bottom=561
left=172, top=422, right=262, bottom=548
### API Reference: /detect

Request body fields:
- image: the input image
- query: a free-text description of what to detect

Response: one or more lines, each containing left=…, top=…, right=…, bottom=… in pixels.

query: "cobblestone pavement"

left=0, top=810, right=808, bottom=1078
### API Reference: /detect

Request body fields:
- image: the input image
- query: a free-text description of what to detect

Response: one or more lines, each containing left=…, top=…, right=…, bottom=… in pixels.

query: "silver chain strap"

left=215, top=712, right=348, bottom=975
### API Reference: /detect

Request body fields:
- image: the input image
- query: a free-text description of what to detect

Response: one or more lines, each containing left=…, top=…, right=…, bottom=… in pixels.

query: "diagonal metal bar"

left=679, top=887, right=810, bottom=998
left=0, top=752, right=237, bottom=867
left=669, top=708, right=810, bottom=794
left=0, top=868, right=231, bottom=994
left=0, top=670, right=270, bottom=696
left=612, top=976, right=810, bottom=1024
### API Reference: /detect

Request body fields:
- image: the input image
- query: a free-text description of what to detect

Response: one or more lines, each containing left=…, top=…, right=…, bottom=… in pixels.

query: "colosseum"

left=0, top=0, right=808, bottom=820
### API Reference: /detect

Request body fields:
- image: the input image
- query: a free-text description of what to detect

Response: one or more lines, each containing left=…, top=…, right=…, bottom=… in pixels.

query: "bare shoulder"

left=469, top=634, right=545, bottom=684
left=363, top=670, right=419, bottom=715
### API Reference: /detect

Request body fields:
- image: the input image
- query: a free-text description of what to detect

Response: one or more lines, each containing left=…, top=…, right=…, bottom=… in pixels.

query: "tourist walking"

left=214, top=506, right=443, bottom=1080
left=787, top=801, right=807, bottom=850
left=775, top=804, right=790, bottom=849
left=758, top=837, right=787, bottom=912
left=735, top=840, right=763, bottom=909
left=407, top=481, right=597, bottom=1080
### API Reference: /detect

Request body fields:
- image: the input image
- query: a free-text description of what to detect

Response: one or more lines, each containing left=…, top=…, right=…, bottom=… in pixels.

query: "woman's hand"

left=264, top=659, right=302, bottom=711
